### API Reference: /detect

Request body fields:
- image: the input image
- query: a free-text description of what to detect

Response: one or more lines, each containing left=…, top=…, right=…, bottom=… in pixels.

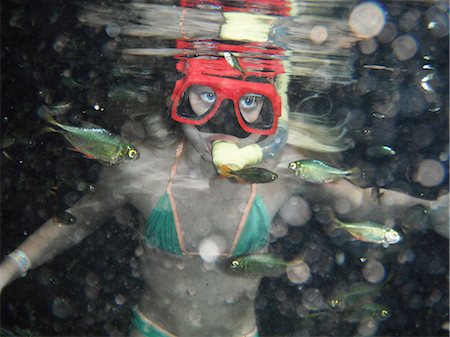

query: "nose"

left=197, top=100, right=250, bottom=138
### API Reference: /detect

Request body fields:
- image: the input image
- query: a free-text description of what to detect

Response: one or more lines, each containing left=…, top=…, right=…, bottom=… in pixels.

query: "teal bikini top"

left=144, top=142, right=271, bottom=257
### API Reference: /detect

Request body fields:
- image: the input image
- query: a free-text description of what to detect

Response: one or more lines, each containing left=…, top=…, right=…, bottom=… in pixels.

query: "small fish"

left=327, top=283, right=381, bottom=309
left=288, top=159, right=360, bottom=184
left=61, top=77, right=85, bottom=89
left=0, top=327, right=33, bottom=337
left=1, top=135, right=16, bottom=149
left=54, top=211, right=77, bottom=225
left=59, top=177, right=96, bottom=193
left=365, top=145, right=396, bottom=159
left=38, top=109, right=140, bottom=165
left=224, top=52, right=245, bottom=75
left=228, top=167, right=278, bottom=184
left=344, top=303, right=391, bottom=323
left=222, top=254, right=297, bottom=277
left=332, top=217, right=402, bottom=246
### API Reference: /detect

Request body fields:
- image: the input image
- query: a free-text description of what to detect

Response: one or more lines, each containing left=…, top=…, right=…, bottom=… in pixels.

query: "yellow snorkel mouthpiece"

left=211, top=140, right=263, bottom=175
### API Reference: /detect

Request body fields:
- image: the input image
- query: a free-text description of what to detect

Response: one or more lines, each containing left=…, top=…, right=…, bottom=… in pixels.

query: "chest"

left=126, top=147, right=299, bottom=253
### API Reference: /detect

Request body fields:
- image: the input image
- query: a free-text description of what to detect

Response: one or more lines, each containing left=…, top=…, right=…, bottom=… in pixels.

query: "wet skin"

left=103, top=140, right=302, bottom=336
left=0, top=135, right=445, bottom=337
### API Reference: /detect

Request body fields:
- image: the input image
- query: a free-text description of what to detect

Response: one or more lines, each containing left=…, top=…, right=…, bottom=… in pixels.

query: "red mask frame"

left=171, top=72, right=281, bottom=135
left=171, top=42, right=285, bottom=135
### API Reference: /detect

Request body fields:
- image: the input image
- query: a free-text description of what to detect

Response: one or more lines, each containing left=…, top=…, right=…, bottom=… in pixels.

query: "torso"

left=116, top=139, right=306, bottom=336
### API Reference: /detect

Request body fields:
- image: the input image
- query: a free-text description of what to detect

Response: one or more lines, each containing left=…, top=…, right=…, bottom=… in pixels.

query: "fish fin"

left=328, top=214, right=346, bottom=234
left=79, top=120, right=103, bottom=130
left=33, top=126, right=60, bottom=139
left=67, top=147, right=95, bottom=159
left=217, top=164, right=234, bottom=177
left=347, top=167, right=361, bottom=181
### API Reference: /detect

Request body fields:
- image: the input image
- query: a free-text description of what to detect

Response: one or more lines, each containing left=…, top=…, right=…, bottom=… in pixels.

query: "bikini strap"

left=167, top=141, right=188, bottom=254
left=227, top=183, right=257, bottom=256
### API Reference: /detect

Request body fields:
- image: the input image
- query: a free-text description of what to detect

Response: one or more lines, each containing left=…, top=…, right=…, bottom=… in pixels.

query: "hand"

left=428, top=194, right=449, bottom=238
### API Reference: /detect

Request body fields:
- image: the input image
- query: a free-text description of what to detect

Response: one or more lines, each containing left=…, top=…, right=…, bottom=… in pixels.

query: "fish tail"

left=37, top=105, right=61, bottom=127
left=32, top=126, right=60, bottom=139
left=347, top=167, right=361, bottom=181
left=328, top=212, right=345, bottom=230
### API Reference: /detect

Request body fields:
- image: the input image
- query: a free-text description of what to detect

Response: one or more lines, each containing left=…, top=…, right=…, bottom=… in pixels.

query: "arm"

left=0, top=167, right=128, bottom=292
left=302, top=179, right=448, bottom=236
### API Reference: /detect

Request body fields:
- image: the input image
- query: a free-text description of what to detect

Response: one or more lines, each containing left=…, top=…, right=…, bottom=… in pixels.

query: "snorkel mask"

left=172, top=40, right=289, bottom=173
left=171, top=42, right=284, bottom=136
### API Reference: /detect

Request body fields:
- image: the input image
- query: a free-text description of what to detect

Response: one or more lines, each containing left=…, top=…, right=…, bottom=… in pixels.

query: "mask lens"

left=176, top=85, right=217, bottom=120
left=238, top=93, right=274, bottom=131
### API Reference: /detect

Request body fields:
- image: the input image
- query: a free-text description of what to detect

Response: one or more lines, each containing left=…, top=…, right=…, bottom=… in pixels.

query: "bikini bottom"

left=131, top=307, right=259, bottom=337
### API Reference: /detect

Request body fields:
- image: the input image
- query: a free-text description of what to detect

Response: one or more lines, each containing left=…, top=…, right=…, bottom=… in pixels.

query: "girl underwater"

left=1, top=1, right=448, bottom=336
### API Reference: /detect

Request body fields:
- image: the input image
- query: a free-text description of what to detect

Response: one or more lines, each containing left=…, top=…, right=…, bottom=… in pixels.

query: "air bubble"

left=287, top=260, right=311, bottom=284
left=310, top=25, right=328, bottom=44
left=106, top=23, right=121, bottom=38
left=349, top=2, right=385, bottom=38
left=279, top=196, right=311, bottom=227
left=114, top=294, right=126, bottom=305
left=198, top=236, right=226, bottom=263
left=413, top=159, right=445, bottom=187
left=392, top=35, right=417, bottom=61
left=301, top=288, right=325, bottom=311
left=52, top=297, right=73, bottom=319
left=189, top=309, right=202, bottom=326
left=362, top=259, right=385, bottom=283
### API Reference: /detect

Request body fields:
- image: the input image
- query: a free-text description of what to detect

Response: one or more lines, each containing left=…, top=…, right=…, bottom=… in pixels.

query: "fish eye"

left=385, top=230, right=401, bottom=243
left=329, top=298, right=339, bottom=308
left=127, top=148, right=139, bottom=160
left=380, top=309, right=390, bottom=317
left=289, top=162, right=296, bottom=169
left=231, top=260, right=240, bottom=269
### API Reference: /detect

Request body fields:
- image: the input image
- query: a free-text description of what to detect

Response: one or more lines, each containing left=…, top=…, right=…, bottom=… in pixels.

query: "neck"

left=184, top=140, right=218, bottom=179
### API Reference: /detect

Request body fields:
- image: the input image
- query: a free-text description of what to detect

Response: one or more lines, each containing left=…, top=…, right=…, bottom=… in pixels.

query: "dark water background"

left=1, top=1, right=448, bottom=336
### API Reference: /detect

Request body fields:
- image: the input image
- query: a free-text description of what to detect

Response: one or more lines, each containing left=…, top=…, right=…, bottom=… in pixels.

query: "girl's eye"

left=240, top=94, right=261, bottom=109
left=200, top=92, right=216, bottom=103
